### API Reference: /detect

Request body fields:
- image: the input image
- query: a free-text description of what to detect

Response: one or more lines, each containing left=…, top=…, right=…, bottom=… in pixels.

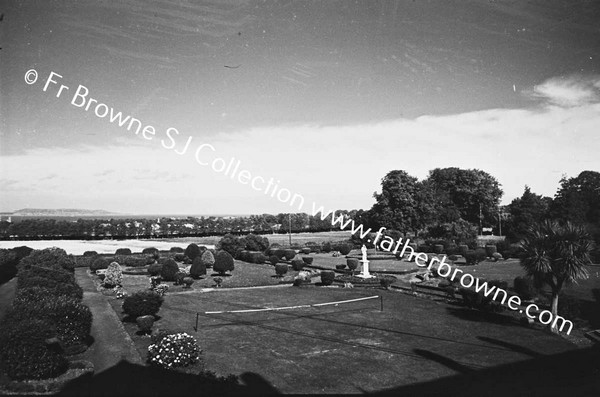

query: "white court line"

left=204, top=295, right=380, bottom=314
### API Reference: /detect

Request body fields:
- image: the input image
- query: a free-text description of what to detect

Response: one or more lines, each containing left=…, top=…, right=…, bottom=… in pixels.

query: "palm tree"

left=520, top=220, right=593, bottom=330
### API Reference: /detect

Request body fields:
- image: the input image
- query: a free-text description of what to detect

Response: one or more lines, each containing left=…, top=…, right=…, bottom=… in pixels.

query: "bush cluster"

left=159, top=258, right=179, bottom=282
left=147, top=332, right=202, bottom=370
left=122, top=290, right=164, bottom=318
left=19, top=248, right=76, bottom=273
left=237, top=251, right=267, bottom=264
left=90, top=256, right=110, bottom=272
left=148, top=262, right=163, bottom=276
left=184, top=244, right=202, bottom=261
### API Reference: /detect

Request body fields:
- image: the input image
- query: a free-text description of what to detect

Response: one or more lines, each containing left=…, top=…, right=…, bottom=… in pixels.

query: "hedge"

left=122, top=290, right=163, bottom=318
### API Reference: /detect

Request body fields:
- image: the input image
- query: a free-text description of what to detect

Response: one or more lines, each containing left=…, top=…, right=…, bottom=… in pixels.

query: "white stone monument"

left=357, top=244, right=374, bottom=279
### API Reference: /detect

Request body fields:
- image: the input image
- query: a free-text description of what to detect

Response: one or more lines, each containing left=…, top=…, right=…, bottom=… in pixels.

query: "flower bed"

left=334, top=274, right=397, bottom=287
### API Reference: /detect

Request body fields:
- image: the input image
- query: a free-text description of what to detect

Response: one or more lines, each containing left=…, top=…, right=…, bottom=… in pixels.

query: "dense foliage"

left=213, top=251, right=234, bottom=275
left=147, top=333, right=202, bottom=370
left=122, top=290, right=164, bottom=318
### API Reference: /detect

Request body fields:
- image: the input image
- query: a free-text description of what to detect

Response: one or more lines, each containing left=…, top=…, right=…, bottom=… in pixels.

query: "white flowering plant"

left=147, top=333, right=202, bottom=369
left=153, top=283, right=169, bottom=296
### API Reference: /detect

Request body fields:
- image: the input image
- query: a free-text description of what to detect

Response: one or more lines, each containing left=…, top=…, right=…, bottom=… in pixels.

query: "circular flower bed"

left=147, top=333, right=202, bottom=370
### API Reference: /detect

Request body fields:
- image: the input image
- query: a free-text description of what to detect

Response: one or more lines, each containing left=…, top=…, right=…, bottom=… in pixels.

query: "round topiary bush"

left=283, top=249, right=296, bottom=261
left=337, top=244, right=351, bottom=256
left=291, top=258, right=304, bottom=271
left=148, top=262, right=163, bottom=276
left=214, top=251, right=234, bottom=275
left=83, top=251, right=98, bottom=257
left=302, top=256, right=313, bottom=265
left=103, top=262, right=123, bottom=288
left=147, top=332, right=202, bottom=370
left=269, top=255, right=279, bottom=266
left=115, top=248, right=132, bottom=256
left=492, top=252, right=503, bottom=261
left=200, top=250, right=215, bottom=268
left=160, top=258, right=179, bottom=282
left=0, top=318, right=69, bottom=381
left=301, top=247, right=311, bottom=255
left=142, top=247, right=159, bottom=257
left=322, top=242, right=332, bottom=253
left=122, top=290, right=163, bottom=318
left=320, top=270, right=335, bottom=286
left=346, top=258, right=359, bottom=273
left=170, top=246, right=184, bottom=253
left=190, top=256, right=207, bottom=279
left=184, top=243, right=201, bottom=261
left=90, top=257, right=110, bottom=272
left=275, top=263, right=288, bottom=277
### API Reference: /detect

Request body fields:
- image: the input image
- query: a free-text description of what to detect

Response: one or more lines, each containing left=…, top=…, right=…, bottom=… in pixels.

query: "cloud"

left=530, top=75, right=600, bottom=107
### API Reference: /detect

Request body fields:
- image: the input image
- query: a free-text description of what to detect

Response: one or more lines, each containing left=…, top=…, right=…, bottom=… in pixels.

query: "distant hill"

left=9, top=208, right=120, bottom=217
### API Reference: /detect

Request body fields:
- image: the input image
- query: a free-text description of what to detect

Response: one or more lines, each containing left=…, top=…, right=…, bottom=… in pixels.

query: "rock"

left=136, top=315, right=155, bottom=333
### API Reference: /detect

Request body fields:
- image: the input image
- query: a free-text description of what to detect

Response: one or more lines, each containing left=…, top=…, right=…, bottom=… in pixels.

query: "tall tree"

left=367, top=170, right=424, bottom=232
left=520, top=221, right=593, bottom=331
left=425, top=167, right=503, bottom=225
left=505, top=186, right=552, bottom=241
left=551, top=171, right=600, bottom=237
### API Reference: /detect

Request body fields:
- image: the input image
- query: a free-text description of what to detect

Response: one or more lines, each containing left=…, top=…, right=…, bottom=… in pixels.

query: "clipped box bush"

left=346, top=258, right=359, bottom=273
left=190, top=257, right=207, bottom=279
left=170, top=246, right=184, bottom=253
left=201, top=250, right=215, bottom=268
left=214, top=251, right=234, bottom=275
left=184, top=243, right=201, bottom=261
left=269, top=255, right=279, bottom=266
left=160, top=258, right=179, bottom=282
left=291, top=258, right=304, bottom=271
left=147, top=262, right=163, bottom=276
left=433, top=244, right=444, bottom=254
left=320, top=270, right=335, bottom=286
left=458, top=244, right=469, bottom=256
left=302, top=257, right=313, bottom=265
left=183, top=277, right=195, bottom=289
left=83, top=250, right=98, bottom=257
left=122, top=290, right=163, bottom=318
left=0, top=318, right=69, bottom=380
left=273, top=249, right=286, bottom=260
left=104, top=262, right=123, bottom=288
left=275, top=263, right=288, bottom=277
left=90, top=257, right=110, bottom=272
left=174, top=253, right=186, bottom=262
left=464, top=249, right=487, bottom=266
left=142, top=247, right=159, bottom=257
left=337, top=244, right=351, bottom=256
left=322, top=242, right=332, bottom=253
left=301, top=247, right=311, bottom=255
left=335, top=264, right=346, bottom=270
left=115, top=248, right=132, bottom=256
left=283, top=249, right=296, bottom=261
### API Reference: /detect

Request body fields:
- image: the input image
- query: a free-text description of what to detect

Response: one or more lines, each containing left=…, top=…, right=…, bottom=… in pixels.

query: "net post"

left=380, top=295, right=383, bottom=312
left=194, top=313, right=199, bottom=332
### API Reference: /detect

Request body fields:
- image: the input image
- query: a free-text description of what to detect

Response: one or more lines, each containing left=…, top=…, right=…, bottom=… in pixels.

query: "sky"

left=1, top=0, right=599, bottom=215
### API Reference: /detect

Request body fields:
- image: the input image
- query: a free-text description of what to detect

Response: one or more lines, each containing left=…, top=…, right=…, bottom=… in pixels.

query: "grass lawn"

left=106, top=286, right=576, bottom=394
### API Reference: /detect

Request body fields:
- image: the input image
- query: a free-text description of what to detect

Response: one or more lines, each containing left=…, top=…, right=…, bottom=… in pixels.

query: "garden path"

left=75, top=268, right=143, bottom=373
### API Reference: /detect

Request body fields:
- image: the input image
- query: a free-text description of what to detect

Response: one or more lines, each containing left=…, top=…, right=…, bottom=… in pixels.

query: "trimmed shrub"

left=269, top=255, right=279, bottom=266
left=320, top=270, right=335, bottom=286
left=136, top=315, right=155, bottom=334
left=301, top=247, right=311, bottom=255
left=492, top=252, right=503, bottom=261
left=291, top=258, right=304, bottom=271
left=174, top=253, right=186, bottom=262
left=147, top=332, right=202, bottom=370
left=190, top=257, right=207, bottom=279
left=122, top=290, right=163, bottom=318
left=185, top=244, right=201, bottom=261
left=83, top=250, right=98, bottom=257
left=160, top=258, right=179, bottom=282
left=119, top=256, right=148, bottom=268
left=217, top=234, right=244, bottom=258
left=90, top=256, right=110, bottom=272
left=148, top=262, right=163, bottom=276
left=240, top=233, right=270, bottom=252
left=283, top=249, right=296, bottom=261
left=0, top=318, right=69, bottom=380
left=346, top=258, right=359, bottom=273
left=19, top=248, right=76, bottom=273
left=142, top=247, right=159, bottom=258
left=335, top=264, right=346, bottom=270
left=464, top=249, right=487, bottom=266
left=174, top=271, right=187, bottom=285
left=115, top=248, right=132, bottom=256
left=183, top=277, right=194, bottom=288
left=485, top=245, right=497, bottom=257
left=322, top=242, right=332, bottom=253
left=170, top=246, right=184, bottom=253
left=275, top=264, right=288, bottom=277
left=433, top=244, right=444, bottom=254
left=273, top=249, right=286, bottom=260
left=337, top=244, right=351, bottom=256
left=214, top=251, right=234, bottom=275
left=104, top=262, right=123, bottom=287
left=458, top=244, right=469, bottom=256
left=302, top=256, right=313, bottom=265
left=201, top=250, right=215, bottom=268
left=514, top=276, right=537, bottom=300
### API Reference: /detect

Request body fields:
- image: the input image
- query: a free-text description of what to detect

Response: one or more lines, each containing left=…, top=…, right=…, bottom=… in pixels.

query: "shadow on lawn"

left=477, top=336, right=544, bottom=358
left=445, top=307, right=517, bottom=326
left=57, top=360, right=280, bottom=396
left=371, top=346, right=600, bottom=396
